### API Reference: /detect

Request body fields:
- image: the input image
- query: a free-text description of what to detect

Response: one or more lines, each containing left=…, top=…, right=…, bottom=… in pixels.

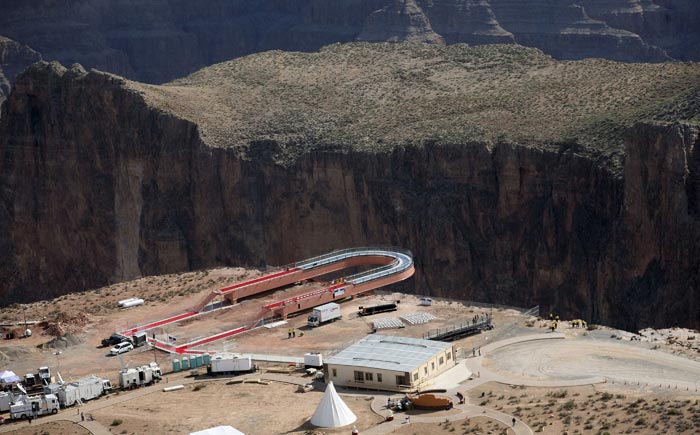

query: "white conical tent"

left=310, top=381, right=357, bottom=427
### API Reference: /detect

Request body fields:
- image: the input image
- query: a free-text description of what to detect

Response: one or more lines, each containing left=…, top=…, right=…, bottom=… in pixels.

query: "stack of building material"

left=401, top=312, right=437, bottom=325
left=372, top=317, right=404, bottom=330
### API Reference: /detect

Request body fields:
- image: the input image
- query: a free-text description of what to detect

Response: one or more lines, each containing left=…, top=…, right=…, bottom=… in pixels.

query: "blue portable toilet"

left=190, top=355, right=197, bottom=368
left=181, top=356, right=190, bottom=370
left=195, top=355, right=203, bottom=367
left=203, top=354, right=211, bottom=366
left=172, top=359, right=181, bottom=372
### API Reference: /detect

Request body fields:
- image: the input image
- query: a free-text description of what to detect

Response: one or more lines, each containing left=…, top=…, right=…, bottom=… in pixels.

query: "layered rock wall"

left=1, top=63, right=698, bottom=330
left=0, top=0, right=695, bottom=84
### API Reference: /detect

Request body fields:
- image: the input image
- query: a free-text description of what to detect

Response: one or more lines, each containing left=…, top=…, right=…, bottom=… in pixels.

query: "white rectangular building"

left=325, top=334, right=456, bottom=391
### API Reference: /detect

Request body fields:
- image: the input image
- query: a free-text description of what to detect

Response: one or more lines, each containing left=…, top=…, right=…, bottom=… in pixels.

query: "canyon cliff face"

left=0, top=0, right=695, bottom=83
left=1, top=62, right=698, bottom=330
left=0, top=36, right=41, bottom=109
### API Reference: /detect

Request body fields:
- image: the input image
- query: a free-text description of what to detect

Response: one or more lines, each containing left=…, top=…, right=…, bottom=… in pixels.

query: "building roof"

left=189, top=426, right=245, bottom=435
left=326, top=334, right=452, bottom=372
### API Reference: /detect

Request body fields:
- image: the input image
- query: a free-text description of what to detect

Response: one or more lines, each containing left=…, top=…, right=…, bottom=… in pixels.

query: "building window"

left=447, top=351, right=451, bottom=360
left=354, top=371, right=364, bottom=382
left=439, top=356, right=444, bottom=365
left=377, top=373, right=382, bottom=383
left=431, top=362, right=435, bottom=370
left=413, top=372, right=419, bottom=381
left=423, top=366, right=427, bottom=375
left=396, top=375, right=406, bottom=385
left=332, top=369, right=337, bottom=377
left=365, top=372, right=373, bottom=381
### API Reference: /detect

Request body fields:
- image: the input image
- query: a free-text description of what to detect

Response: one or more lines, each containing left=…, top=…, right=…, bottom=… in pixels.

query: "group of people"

left=387, top=396, right=412, bottom=411
left=548, top=313, right=589, bottom=331
left=471, top=313, right=491, bottom=325
left=569, top=319, right=587, bottom=329
left=287, top=329, right=298, bottom=339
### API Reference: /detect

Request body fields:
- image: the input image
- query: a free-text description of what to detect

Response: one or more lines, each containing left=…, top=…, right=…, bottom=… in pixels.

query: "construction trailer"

left=119, top=362, right=162, bottom=389
left=358, top=303, right=398, bottom=316
left=207, top=354, right=253, bottom=375
left=10, top=394, right=59, bottom=419
left=45, top=375, right=112, bottom=407
left=132, top=331, right=148, bottom=347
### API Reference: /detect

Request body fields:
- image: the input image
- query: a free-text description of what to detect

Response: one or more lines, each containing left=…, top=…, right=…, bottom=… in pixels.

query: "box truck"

left=307, top=303, right=341, bottom=327
left=54, top=376, right=112, bottom=407
left=207, top=354, right=254, bottom=375
left=119, top=362, right=162, bottom=390
left=10, top=394, right=59, bottom=419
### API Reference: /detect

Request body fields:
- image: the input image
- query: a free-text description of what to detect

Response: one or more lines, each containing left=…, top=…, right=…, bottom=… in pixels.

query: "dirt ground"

left=392, top=416, right=514, bottom=435
left=466, top=382, right=700, bottom=434
left=90, top=380, right=381, bottom=435
left=1, top=265, right=699, bottom=435
left=4, top=420, right=89, bottom=435
left=0, top=264, right=526, bottom=383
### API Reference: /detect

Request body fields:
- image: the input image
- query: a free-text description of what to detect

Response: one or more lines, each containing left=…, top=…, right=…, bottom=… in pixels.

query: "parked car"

left=110, top=342, right=134, bottom=355
left=101, top=334, right=129, bottom=348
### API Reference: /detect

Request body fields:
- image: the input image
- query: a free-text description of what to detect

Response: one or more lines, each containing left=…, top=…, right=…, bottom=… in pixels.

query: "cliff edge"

left=1, top=45, right=699, bottom=330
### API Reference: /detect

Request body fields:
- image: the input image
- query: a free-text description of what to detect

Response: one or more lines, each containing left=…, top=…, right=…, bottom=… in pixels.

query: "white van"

left=110, top=341, right=134, bottom=355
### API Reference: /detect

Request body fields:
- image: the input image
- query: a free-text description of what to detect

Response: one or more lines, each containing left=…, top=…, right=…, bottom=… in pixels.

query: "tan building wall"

left=326, top=346, right=456, bottom=392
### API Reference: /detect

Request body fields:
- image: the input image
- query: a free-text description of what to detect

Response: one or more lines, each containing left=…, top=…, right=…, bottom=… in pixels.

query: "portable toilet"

left=172, top=359, right=181, bottom=373
left=181, top=357, right=190, bottom=370
left=203, top=354, right=211, bottom=366
left=190, top=355, right=197, bottom=368
left=195, top=355, right=203, bottom=367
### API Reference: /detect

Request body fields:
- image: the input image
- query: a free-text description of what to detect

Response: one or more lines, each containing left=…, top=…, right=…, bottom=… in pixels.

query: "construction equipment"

left=207, top=354, right=254, bottom=375
left=10, top=394, right=59, bottom=419
left=307, top=303, right=341, bottom=327
left=23, top=367, right=51, bottom=393
left=358, top=303, right=398, bottom=316
left=119, top=362, right=162, bottom=390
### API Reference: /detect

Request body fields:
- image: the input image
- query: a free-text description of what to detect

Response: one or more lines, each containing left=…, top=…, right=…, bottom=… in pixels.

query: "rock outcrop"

left=0, top=36, right=41, bottom=107
left=357, top=0, right=445, bottom=44
left=0, top=47, right=698, bottom=330
left=0, top=0, right=695, bottom=83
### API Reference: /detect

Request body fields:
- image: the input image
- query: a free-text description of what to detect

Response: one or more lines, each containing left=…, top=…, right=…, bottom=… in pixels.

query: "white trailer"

left=120, top=298, right=144, bottom=308
left=0, top=391, right=23, bottom=412
left=10, top=394, right=59, bottom=419
left=57, top=376, right=111, bottom=407
left=119, top=362, right=162, bottom=389
left=207, top=354, right=253, bottom=375
left=304, top=352, right=323, bottom=368
left=307, top=302, right=341, bottom=327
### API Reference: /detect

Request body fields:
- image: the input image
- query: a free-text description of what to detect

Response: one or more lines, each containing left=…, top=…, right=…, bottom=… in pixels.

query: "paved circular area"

left=483, top=337, right=700, bottom=388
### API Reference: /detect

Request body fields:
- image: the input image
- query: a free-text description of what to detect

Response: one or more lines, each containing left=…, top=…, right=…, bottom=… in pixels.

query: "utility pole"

left=23, top=306, right=28, bottom=337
